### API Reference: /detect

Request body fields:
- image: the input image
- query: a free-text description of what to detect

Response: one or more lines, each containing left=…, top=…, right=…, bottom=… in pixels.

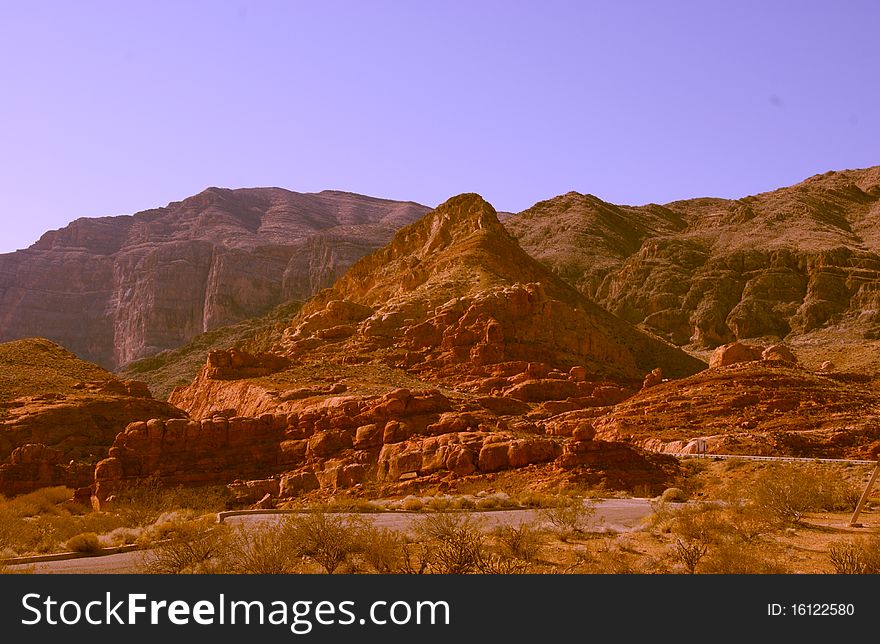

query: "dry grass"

left=0, top=338, right=111, bottom=402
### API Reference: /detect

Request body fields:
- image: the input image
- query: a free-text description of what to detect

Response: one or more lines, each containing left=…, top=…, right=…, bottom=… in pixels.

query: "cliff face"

left=0, top=188, right=428, bottom=368
left=507, top=167, right=880, bottom=361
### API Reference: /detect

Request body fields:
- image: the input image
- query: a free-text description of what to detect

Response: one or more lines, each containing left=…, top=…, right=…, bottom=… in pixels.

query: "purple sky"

left=1, top=0, right=878, bottom=252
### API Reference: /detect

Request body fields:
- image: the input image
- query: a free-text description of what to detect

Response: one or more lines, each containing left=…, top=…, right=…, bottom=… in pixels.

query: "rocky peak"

left=286, top=193, right=706, bottom=381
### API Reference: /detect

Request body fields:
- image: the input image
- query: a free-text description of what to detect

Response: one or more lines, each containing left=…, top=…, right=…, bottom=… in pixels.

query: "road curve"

left=8, top=498, right=655, bottom=574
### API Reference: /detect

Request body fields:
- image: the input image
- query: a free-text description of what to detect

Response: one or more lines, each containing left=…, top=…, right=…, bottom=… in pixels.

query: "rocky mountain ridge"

left=507, top=166, right=880, bottom=368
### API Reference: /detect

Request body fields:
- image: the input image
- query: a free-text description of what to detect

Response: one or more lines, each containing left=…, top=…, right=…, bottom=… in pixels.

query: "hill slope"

left=507, top=166, right=880, bottom=370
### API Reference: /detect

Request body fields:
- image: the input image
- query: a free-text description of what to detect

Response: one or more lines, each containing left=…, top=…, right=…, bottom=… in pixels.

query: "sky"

left=0, top=0, right=878, bottom=252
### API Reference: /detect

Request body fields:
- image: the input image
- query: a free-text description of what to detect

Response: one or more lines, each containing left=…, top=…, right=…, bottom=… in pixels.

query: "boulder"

left=762, top=344, right=798, bottom=364
left=709, top=342, right=764, bottom=368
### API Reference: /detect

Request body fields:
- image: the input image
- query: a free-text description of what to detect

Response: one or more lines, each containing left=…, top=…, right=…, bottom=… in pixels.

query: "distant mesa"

left=0, top=188, right=429, bottom=369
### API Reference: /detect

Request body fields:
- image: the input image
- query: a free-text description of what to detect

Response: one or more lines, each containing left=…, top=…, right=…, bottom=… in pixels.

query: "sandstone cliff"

left=0, top=188, right=427, bottom=368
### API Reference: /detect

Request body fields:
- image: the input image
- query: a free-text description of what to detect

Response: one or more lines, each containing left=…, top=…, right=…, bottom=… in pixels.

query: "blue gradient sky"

left=1, top=0, right=877, bottom=252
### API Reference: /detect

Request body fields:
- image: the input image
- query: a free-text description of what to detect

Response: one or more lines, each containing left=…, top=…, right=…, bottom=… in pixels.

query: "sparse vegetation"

left=0, top=338, right=111, bottom=402
left=143, top=518, right=230, bottom=574
left=828, top=536, right=880, bottom=574
left=748, top=464, right=858, bottom=525
left=66, top=532, right=102, bottom=553
left=494, top=522, right=544, bottom=562
left=539, top=497, right=596, bottom=541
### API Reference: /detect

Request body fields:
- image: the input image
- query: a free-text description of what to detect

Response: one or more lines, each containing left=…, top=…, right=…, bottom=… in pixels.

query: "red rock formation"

left=0, top=443, right=92, bottom=496
left=593, top=362, right=880, bottom=459
left=708, top=342, right=764, bottom=368
left=204, top=349, right=291, bottom=380
left=286, top=194, right=706, bottom=380
left=91, top=382, right=674, bottom=503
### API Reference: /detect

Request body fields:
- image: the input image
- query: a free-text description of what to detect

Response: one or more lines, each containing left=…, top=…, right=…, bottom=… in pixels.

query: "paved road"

left=8, top=498, right=654, bottom=574
left=672, top=453, right=877, bottom=465
left=226, top=497, right=653, bottom=534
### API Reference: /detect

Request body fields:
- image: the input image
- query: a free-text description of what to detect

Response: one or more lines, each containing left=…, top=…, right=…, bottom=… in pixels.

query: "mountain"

left=281, top=193, right=705, bottom=381
left=0, top=188, right=428, bottom=369
left=507, top=166, right=880, bottom=371
left=100, top=194, right=698, bottom=504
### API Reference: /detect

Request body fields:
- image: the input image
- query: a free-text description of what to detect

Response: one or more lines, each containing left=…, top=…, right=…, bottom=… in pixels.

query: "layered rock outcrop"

left=0, top=189, right=428, bottom=368
left=0, top=338, right=185, bottom=495
left=593, top=358, right=880, bottom=459
left=0, top=443, right=93, bottom=496
left=508, top=167, right=880, bottom=363
left=92, top=386, right=678, bottom=504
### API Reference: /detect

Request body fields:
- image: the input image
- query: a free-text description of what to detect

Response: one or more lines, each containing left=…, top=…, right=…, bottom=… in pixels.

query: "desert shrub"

left=0, top=508, right=39, bottom=554
left=65, top=532, right=102, bottom=553
left=401, top=496, right=424, bottom=511
left=7, top=487, right=73, bottom=516
left=450, top=496, right=476, bottom=510
left=582, top=539, right=653, bottom=574
left=284, top=513, right=367, bottom=574
left=721, top=500, right=779, bottom=543
left=493, top=522, right=544, bottom=562
left=224, top=523, right=299, bottom=574
left=664, top=502, right=728, bottom=543
left=0, top=504, right=133, bottom=555
left=101, top=527, right=142, bottom=547
left=415, top=513, right=483, bottom=542
left=427, top=496, right=450, bottom=512
left=413, top=513, right=531, bottom=574
left=673, top=538, right=708, bottom=574
left=700, top=542, right=789, bottom=574
left=144, top=525, right=230, bottom=574
left=828, top=536, right=880, bottom=574
left=747, top=464, right=859, bottom=525
left=359, top=527, right=406, bottom=573
left=138, top=511, right=207, bottom=545
left=518, top=492, right=560, bottom=508
left=540, top=497, right=596, bottom=541
left=475, top=496, right=499, bottom=510
left=661, top=488, right=687, bottom=503
left=114, top=477, right=231, bottom=526
left=322, top=498, right=381, bottom=513
left=425, top=522, right=485, bottom=574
